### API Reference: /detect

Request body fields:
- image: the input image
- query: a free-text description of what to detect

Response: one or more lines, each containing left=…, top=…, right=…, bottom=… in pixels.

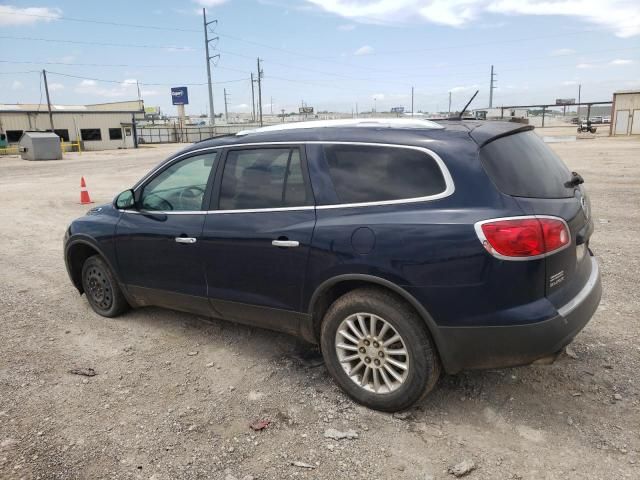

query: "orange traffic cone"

left=80, top=176, right=93, bottom=204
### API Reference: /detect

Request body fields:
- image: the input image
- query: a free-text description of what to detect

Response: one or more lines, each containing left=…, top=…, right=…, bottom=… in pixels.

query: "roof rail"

left=236, top=118, right=444, bottom=136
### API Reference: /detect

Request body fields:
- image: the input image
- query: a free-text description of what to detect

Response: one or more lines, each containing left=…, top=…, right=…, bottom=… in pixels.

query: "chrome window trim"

left=474, top=215, right=572, bottom=261
left=121, top=141, right=455, bottom=215
left=557, top=256, right=599, bottom=317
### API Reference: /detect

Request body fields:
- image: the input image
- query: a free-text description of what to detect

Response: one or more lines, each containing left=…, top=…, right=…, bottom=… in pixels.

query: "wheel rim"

left=335, top=313, right=409, bottom=394
left=85, top=266, right=112, bottom=311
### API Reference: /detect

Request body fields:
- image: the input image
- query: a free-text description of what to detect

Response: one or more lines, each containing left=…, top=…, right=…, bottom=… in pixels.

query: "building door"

left=123, top=124, right=135, bottom=148
left=615, top=110, right=629, bottom=135
left=631, top=110, right=640, bottom=135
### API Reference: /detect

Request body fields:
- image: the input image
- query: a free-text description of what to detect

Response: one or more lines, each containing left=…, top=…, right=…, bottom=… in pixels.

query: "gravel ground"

left=1, top=134, right=639, bottom=480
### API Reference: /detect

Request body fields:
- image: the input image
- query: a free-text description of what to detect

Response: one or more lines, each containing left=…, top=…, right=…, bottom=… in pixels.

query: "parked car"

left=590, top=116, right=603, bottom=124
left=64, top=119, right=601, bottom=412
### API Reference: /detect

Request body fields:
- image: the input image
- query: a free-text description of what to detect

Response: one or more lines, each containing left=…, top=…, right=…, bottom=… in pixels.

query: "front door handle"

left=272, top=239, right=299, bottom=248
left=175, top=237, right=197, bottom=244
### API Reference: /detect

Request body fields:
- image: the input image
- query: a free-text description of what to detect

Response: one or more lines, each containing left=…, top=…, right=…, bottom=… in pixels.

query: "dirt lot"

left=1, top=133, right=639, bottom=480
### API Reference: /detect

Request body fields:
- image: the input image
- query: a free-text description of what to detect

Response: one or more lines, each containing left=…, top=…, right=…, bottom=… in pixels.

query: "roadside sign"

left=299, top=106, right=314, bottom=114
left=171, top=87, right=189, bottom=105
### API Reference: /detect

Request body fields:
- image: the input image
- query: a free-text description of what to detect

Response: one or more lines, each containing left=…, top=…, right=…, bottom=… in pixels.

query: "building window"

left=54, top=129, right=70, bottom=142
left=6, top=130, right=23, bottom=142
left=109, top=128, right=123, bottom=140
left=80, top=129, right=102, bottom=141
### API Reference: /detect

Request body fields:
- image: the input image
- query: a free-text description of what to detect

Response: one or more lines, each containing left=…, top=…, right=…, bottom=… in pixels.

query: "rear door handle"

left=175, top=237, right=197, bottom=244
left=272, top=240, right=299, bottom=248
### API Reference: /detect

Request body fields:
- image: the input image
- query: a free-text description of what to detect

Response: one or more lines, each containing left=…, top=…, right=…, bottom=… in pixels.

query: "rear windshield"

left=480, top=130, right=573, bottom=198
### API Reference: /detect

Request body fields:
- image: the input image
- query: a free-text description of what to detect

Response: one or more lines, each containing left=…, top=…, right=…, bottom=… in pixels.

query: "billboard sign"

left=171, top=87, right=189, bottom=105
left=555, top=98, right=575, bottom=105
left=299, top=106, right=314, bottom=114
left=391, top=106, right=405, bottom=113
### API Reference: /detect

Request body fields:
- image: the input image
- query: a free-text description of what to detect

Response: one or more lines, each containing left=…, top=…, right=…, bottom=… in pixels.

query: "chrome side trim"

left=120, top=206, right=315, bottom=215
left=210, top=206, right=315, bottom=214
left=473, top=215, right=572, bottom=261
left=557, top=257, right=599, bottom=317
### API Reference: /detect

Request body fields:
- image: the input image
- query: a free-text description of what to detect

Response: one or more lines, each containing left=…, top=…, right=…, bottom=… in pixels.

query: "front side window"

left=219, top=147, right=310, bottom=210
left=321, top=144, right=447, bottom=204
left=140, top=152, right=217, bottom=211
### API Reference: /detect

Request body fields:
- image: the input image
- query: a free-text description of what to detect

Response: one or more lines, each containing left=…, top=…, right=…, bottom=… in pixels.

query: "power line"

left=45, top=71, right=247, bottom=86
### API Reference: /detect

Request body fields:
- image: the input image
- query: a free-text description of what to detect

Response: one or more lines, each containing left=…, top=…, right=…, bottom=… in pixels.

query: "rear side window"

left=219, top=148, right=310, bottom=210
left=321, top=145, right=447, bottom=204
left=480, top=131, right=573, bottom=198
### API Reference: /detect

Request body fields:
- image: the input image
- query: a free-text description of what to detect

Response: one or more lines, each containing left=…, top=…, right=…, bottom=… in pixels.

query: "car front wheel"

left=81, top=255, right=129, bottom=318
left=320, top=287, right=440, bottom=412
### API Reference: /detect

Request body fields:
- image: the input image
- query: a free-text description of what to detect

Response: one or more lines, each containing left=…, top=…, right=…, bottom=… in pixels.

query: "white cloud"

left=166, top=46, right=194, bottom=53
left=75, top=78, right=141, bottom=99
left=306, top=0, right=640, bottom=37
left=551, top=48, right=576, bottom=56
left=610, top=58, right=633, bottom=65
left=576, top=63, right=594, bottom=69
left=0, top=6, right=62, bottom=26
left=354, top=45, right=374, bottom=55
left=234, top=103, right=250, bottom=109
left=562, top=80, right=579, bottom=86
left=193, top=0, right=229, bottom=6
left=48, top=83, right=64, bottom=91
left=372, top=93, right=385, bottom=100
left=11, top=80, right=23, bottom=90
left=450, top=84, right=479, bottom=93
left=338, top=23, right=356, bottom=31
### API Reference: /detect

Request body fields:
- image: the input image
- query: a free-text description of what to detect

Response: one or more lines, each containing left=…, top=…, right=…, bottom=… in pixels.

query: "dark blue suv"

left=64, top=119, right=601, bottom=411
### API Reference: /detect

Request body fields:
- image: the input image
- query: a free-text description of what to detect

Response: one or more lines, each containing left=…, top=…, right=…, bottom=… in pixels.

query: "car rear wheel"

left=81, top=255, right=129, bottom=318
left=320, top=287, right=440, bottom=412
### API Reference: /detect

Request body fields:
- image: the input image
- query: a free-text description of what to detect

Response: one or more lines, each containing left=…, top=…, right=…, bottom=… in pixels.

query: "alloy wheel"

left=335, top=312, right=409, bottom=394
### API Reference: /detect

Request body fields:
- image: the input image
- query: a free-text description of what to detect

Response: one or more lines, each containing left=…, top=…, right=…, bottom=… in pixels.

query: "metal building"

left=0, top=100, right=145, bottom=150
left=611, top=90, right=640, bottom=136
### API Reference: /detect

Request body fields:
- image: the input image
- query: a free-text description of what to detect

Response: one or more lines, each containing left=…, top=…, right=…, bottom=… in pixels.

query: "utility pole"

left=42, top=69, right=54, bottom=131
left=355, top=102, right=358, bottom=118
left=202, top=8, right=219, bottom=129
left=270, top=96, right=273, bottom=115
left=578, top=84, right=582, bottom=117
left=411, top=86, right=414, bottom=117
left=489, top=65, right=497, bottom=108
left=257, top=58, right=263, bottom=126
left=448, top=91, right=452, bottom=117
left=223, top=88, right=230, bottom=123
left=250, top=73, right=256, bottom=122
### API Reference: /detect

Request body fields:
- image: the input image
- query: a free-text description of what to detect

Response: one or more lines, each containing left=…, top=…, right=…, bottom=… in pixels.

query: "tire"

left=81, top=255, right=130, bottom=318
left=320, top=287, right=440, bottom=412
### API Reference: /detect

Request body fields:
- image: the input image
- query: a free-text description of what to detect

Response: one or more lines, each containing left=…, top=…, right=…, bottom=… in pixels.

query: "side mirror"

left=114, top=189, right=136, bottom=209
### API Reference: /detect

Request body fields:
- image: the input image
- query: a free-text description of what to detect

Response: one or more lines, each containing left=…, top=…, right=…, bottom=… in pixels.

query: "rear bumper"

left=437, top=256, right=601, bottom=374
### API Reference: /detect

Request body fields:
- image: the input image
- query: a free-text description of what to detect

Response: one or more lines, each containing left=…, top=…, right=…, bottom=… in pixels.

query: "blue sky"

left=1, top=0, right=639, bottom=116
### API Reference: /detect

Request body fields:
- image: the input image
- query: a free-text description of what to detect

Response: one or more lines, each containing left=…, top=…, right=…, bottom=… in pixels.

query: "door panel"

left=632, top=110, right=640, bottom=135
left=202, top=145, right=315, bottom=334
left=615, top=110, right=629, bottom=135
left=115, top=151, right=218, bottom=312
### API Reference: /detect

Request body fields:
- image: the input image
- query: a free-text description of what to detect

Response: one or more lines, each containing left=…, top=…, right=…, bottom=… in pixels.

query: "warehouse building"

left=611, top=90, right=640, bottom=136
left=0, top=100, right=144, bottom=150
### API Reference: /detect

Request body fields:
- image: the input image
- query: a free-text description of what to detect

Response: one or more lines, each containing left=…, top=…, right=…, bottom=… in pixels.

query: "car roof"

left=178, top=118, right=533, bottom=154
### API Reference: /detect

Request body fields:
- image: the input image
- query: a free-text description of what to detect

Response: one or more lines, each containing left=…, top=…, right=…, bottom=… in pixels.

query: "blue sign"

left=171, top=86, right=189, bottom=105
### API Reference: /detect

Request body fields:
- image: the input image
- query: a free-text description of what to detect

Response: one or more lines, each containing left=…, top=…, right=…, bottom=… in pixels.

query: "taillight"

left=476, top=216, right=570, bottom=259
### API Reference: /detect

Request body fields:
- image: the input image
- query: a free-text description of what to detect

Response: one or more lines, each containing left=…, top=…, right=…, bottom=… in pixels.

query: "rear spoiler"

left=469, top=123, right=535, bottom=147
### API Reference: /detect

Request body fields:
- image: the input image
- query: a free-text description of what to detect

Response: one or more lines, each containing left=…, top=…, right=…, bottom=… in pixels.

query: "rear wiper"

left=564, top=171, right=584, bottom=188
